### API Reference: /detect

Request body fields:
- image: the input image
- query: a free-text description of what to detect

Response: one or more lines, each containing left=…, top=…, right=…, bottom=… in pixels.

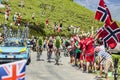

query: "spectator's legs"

left=93, top=62, right=97, bottom=72
left=86, top=62, right=90, bottom=72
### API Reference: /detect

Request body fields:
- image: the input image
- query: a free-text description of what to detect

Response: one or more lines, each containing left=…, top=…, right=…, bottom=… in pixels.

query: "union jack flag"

left=97, top=22, right=120, bottom=49
left=95, top=0, right=112, bottom=25
left=0, top=60, right=26, bottom=80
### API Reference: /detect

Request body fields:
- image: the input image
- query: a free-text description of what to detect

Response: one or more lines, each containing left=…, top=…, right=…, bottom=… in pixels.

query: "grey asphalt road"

left=26, top=50, right=96, bottom=80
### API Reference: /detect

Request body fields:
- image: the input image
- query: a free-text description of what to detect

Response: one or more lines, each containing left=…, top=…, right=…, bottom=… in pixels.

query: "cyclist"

left=36, top=37, right=43, bottom=61
left=32, top=38, right=37, bottom=51
left=54, top=36, right=61, bottom=65
left=47, top=37, right=54, bottom=62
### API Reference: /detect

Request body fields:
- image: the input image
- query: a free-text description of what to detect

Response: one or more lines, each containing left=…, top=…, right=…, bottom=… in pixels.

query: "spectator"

left=79, top=35, right=86, bottom=71
left=46, top=18, right=49, bottom=27
left=13, top=12, right=17, bottom=23
left=83, top=34, right=95, bottom=73
left=0, top=33, right=3, bottom=43
left=76, top=27, right=80, bottom=33
left=5, top=6, right=10, bottom=21
left=20, top=0, right=24, bottom=8
left=17, top=13, right=22, bottom=25
left=68, top=25, right=71, bottom=31
left=95, top=40, right=114, bottom=80
left=97, top=39, right=105, bottom=75
left=74, top=37, right=81, bottom=66
left=74, top=27, right=76, bottom=34
left=53, top=22, right=57, bottom=32
left=32, top=13, right=35, bottom=20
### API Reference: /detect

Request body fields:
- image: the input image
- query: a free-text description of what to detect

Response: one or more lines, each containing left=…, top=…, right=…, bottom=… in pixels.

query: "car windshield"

left=4, top=41, right=25, bottom=47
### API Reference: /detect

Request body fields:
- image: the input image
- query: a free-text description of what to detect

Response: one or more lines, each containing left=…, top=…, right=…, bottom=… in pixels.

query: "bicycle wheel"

left=55, top=49, right=60, bottom=65
left=48, top=50, right=52, bottom=62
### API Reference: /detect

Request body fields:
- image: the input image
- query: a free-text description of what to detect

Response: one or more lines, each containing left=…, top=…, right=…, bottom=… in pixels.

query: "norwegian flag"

left=0, top=60, right=26, bottom=80
left=95, top=0, right=112, bottom=25
left=97, top=22, right=120, bottom=49
left=96, top=27, right=105, bottom=39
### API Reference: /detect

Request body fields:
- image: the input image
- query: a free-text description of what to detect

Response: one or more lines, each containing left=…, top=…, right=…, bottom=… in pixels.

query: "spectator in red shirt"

left=46, top=18, right=49, bottom=27
left=79, top=35, right=86, bottom=70
left=17, top=13, right=22, bottom=25
left=5, top=7, right=10, bottom=21
left=83, top=34, right=95, bottom=73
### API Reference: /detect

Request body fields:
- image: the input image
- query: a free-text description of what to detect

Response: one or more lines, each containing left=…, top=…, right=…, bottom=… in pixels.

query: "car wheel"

left=26, top=57, right=31, bottom=65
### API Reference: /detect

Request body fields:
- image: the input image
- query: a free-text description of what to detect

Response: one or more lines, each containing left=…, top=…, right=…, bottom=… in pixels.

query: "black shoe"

left=55, top=63, right=59, bottom=65
left=83, top=70, right=88, bottom=73
left=55, top=63, right=57, bottom=65
left=47, top=60, right=51, bottom=63
left=37, top=58, right=40, bottom=61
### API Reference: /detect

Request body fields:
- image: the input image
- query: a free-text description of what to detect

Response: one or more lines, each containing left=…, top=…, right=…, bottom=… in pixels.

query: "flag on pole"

left=96, top=27, right=105, bottom=39
left=0, top=60, right=27, bottom=80
left=95, top=0, right=112, bottom=25
left=97, top=22, right=120, bottom=49
left=104, top=3, right=113, bottom=22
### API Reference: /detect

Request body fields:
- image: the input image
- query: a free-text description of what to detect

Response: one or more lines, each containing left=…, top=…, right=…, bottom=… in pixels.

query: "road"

left=26, top=50, right=96, bottom=80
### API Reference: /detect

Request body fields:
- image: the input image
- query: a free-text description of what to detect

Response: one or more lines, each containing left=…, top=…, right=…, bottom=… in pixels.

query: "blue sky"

left=74, top=0, right=120, bottom=22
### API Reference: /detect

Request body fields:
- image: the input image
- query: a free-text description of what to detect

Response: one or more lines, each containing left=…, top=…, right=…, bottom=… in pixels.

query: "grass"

left=0, top=0, right=104, bottom=37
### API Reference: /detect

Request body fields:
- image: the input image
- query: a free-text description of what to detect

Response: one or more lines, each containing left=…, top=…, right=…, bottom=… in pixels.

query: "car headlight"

left=0, top=49, right=2, bottom=53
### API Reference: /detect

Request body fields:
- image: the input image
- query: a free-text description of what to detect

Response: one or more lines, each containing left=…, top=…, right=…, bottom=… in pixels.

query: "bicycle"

left=32, top=43, right=36, bottom=51
left=36, top=46, right=42, bottom=61
left=64, top=47, right=69, bottom=57
left=47, top=48, right=52, bottom=62
left=55, top=48, right=60, bottom=65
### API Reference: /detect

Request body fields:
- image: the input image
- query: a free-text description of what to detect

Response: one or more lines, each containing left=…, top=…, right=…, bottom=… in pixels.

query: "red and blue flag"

left=97, top=22, right=120, bottom=49
left=95, top=0, right=112, bottom=25
left=0, top=60, right=26, bottom=80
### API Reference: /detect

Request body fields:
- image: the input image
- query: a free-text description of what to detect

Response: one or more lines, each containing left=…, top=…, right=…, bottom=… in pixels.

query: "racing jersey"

left=48, top=40, right=53, bottom=48
left=54, top=38, right=61, bottom=49
left=37, top=38, right=43, bottom=47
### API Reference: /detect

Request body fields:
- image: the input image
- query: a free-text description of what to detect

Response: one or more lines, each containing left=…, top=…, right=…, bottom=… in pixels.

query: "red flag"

left=105, top=4, right=113, bottom=22
left=97, top=27, right=104, bottom=39
left=95, top=0, right=112, bottom=25
left=97, top=22, right=120, bottom=49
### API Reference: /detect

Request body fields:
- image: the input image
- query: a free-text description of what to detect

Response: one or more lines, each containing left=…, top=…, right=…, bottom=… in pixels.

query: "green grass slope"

left=0, top=0, right=106, bottom=36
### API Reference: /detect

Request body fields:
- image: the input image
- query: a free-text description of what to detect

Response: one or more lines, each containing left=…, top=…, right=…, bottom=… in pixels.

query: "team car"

left=0, top=38, right=31, bottom=65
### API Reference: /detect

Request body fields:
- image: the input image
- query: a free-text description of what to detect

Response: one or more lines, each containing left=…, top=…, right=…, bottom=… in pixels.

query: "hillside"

left=0, top=0, right=103, bottom=37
